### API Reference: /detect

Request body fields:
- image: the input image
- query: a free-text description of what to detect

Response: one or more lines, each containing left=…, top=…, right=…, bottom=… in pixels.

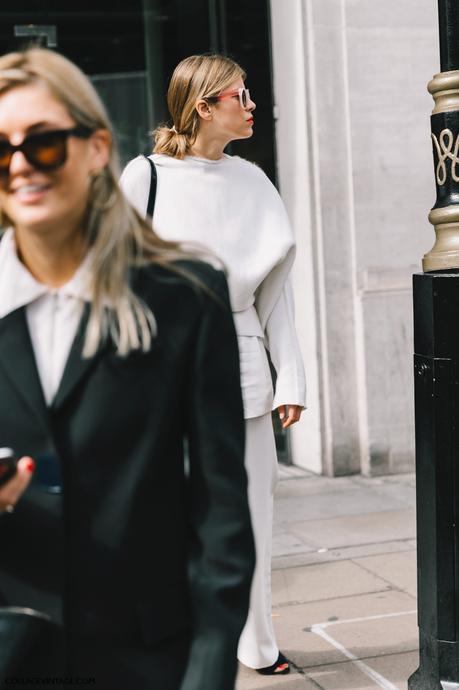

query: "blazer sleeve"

left=264, top=277, right=307, bottom=410
left=180, top=268, right=255, bottom=690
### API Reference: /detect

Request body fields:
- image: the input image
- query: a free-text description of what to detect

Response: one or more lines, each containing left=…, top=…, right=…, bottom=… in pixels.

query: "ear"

left=88, top=129, right=111, bottom=174
left=195, top=98, right=213, bottom=122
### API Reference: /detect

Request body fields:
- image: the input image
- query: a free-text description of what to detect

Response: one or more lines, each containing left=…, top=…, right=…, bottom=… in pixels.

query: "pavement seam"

left=307, top=609, right=417, bottom=630
left=300, top=672, right=325, bottom=689
left=285, top=657, right=325, bottom=690
left=273, top=587, right=396, bottom=609
left=284, top=523, right=416, bottom=552
left=296, top=649, right=420, bottom=684
left=359, top=648, right=419, bottom=661
left=286, top=518, right=414, bottom=540
left=348, top=473, right=414, bottom=486
left=348, top=557, right=417, bottom=599
left=272, top=540, right=415, bottom=570
left=296, top=647, right=419, bottom=671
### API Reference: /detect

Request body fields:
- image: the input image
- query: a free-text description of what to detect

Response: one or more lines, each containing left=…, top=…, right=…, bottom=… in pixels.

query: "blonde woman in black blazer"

left=0, top=48, right=254, bottom=690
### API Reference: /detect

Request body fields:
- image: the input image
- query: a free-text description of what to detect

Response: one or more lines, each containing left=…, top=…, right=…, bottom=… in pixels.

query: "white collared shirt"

left=0, top=228, right=92, bottom=405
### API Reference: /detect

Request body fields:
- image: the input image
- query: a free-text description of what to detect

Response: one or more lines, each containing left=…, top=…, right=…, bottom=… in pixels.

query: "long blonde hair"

left=0, top=48, right=190, bottom=357
left=154, top=54, right=246, bottom=159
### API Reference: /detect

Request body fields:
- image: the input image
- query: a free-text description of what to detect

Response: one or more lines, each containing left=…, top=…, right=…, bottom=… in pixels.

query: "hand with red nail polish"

left=0, top=456, right=35, bottom=513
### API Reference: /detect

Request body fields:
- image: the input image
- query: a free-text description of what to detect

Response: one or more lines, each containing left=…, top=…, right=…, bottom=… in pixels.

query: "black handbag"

left=0, top=606, right=64, bottom=678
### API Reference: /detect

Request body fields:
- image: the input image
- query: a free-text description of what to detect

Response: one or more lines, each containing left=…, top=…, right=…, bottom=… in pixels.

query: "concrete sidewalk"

left=236, top=467, right=418, bottom=690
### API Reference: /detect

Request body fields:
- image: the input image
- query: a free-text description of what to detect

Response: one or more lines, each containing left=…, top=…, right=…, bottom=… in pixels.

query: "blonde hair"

left=154, top=54, right=246, bottom=159
left=0, top=48, right=191, bottom=357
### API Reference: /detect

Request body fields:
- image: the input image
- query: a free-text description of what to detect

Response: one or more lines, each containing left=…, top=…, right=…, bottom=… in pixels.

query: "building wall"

left=270, top=0, right=323, bottom=473
left=270, top=0, right=438, bottom=474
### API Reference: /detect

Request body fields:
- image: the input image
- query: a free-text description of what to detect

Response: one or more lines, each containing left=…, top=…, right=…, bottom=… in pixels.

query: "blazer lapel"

left=51, top=304, right=105, bottom=411
left=0, top=308, right=49, bottom=430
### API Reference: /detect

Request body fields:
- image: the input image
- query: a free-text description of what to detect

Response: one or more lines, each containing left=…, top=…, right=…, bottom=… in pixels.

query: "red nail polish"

left=26, top=459, right=35, bottom=473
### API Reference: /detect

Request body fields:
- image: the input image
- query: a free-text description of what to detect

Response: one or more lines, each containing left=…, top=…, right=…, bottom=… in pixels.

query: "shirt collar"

left=0, top=228, right=92, bottom=319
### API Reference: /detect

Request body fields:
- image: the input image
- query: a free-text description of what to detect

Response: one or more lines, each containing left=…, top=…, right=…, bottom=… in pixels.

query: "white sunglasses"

left=213, top=87, right=251, bottom=109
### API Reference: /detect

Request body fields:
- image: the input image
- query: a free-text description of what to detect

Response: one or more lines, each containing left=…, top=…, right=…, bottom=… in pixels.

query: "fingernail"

left=26, top=459, right=35, bottom=473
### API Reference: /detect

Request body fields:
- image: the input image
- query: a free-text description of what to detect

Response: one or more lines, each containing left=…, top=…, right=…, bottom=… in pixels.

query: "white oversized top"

left=120, top=153, right=306, bottom=418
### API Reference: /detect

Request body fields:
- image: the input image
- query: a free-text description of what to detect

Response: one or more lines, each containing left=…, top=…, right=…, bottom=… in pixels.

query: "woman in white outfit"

left=120, top=54, right=306, bottom=676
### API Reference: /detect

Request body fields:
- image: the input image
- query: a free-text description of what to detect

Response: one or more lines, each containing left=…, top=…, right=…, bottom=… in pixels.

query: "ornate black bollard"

left=409, top=1, right=459, bottom=688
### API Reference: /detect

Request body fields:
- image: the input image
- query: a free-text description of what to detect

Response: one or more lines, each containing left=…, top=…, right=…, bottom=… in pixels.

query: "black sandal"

left=256, top=652, right=290, bottom=675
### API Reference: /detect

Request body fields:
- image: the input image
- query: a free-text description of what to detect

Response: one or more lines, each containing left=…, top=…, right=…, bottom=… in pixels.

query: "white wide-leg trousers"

left=237, top=412, right=279, bottom=669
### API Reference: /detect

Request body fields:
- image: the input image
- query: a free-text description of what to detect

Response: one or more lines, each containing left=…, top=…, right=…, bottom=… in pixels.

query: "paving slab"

left=306, top=659, right=388, bottom=689
left=237, top=472, right=420, bottom=690
left=352, top=552, right=417, bottom=597
left=305, top=650, right=418, bottom=690
left=275, top=476, right=364, bottom=499
left=289, top=509, right=415, bottom=550
left=272, top=590, right=417, bottom=669
left=236, top=666, right=318, bottom=690
left=272, top=560, right=391, bottom=607
left=274, top=490, right=408, bottom=524
left=364, top=650, right=419, bottom=690
left=359, top=482, right=416, bottom=509
left=350, top=473, right=415, bottom=488
left=320, top=610, right=418, bottom=660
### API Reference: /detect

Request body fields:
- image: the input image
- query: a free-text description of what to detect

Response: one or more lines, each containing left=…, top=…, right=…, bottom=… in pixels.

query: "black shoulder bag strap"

left=142, top=155, right=157, bottom=219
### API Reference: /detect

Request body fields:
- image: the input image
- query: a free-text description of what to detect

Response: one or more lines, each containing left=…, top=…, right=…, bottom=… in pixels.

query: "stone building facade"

left=270, top=0, right=438, bottom=474
left=0, top=1, right=440, bottom=475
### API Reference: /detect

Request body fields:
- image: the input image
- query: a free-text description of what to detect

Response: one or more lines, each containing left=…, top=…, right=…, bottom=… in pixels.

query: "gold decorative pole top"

left=428, top=70, right=459, bottom=113
left=424, top=70, right=459, bottom=271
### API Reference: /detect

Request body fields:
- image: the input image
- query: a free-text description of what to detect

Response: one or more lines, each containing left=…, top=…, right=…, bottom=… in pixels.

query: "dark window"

left=0, top=1, right=276, bottom=180
left=0, top=1, right=290, bottom=462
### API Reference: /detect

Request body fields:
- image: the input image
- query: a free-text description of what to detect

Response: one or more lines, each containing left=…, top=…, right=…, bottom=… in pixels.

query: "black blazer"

left=0, top=261, right=255, bottom=690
